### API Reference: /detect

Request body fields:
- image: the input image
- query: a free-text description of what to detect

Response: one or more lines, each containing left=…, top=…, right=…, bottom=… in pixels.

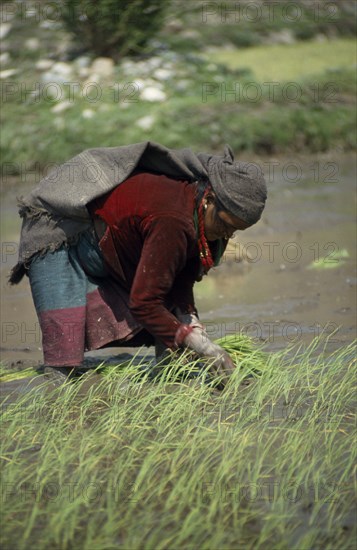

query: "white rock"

left=53, top=62, right=73, bottom=77
left=78, top=67, right=90, bottom=78
left=121, top=57, right=162, bottom=78
left=175, top=80, right=190, bottom=91
left=41, top=72, right=57, bottom=85
left=121, top=60, right=136, bottom=74
left=0, top=23, right=11, bottom=40
left=36, top=59, right=54, bottom=71
left=135, top=115, right=155, bottom=130
left=153, top=68, right=173, bottom=81
left=42, top=62, right=74, bottom=84
left=180, top=29, right=200, bottom=40
left=130, top=61, right=146, bottom=75
left=145, top=57, right=162, bottom=70
left=74, top=56, right=92, bottom=69
left=25, top=38, right=40, bottom=51
left=51, top=100, right=73, bottom=114
left=84, top=73, right=101, bottom=86
left=267, top=29, right=295, bottom=45
left=0, top=52, right=10, bottom=65
left=163, top=60, right=175, bottom=68
left=140, top=87, right=167, bottom=102
left=132, top=79, right=145, bottom=91
left=0, top=69, right=17, bottom=79
left=54, top=38, right=71, bottom=57
left=82, top=108, right=95, bottom=119
left=90, top=57, right=114, bottom=78
left=39, top=20, right=61, bottom=30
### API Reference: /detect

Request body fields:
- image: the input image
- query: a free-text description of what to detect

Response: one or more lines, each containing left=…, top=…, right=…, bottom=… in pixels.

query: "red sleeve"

left=168, top=259, right=198, bottom=316
left=129, top=214, right=196, bottom=349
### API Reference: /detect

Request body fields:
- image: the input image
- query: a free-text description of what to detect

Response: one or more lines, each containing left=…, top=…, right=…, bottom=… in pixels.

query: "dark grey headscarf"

left=198, top=145, right=267, bottom=225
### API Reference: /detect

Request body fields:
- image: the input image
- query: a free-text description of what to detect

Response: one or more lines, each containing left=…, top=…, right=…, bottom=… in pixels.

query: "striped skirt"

left=28, top=228, right=151, bottom=367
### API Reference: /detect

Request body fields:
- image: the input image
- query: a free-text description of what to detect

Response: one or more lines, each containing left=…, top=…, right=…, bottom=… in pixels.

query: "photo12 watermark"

left=200, top=479, right=344, bottom=504
left=0, top=2, right=142, bottom=23
left=201, top=2, right=339, bottom=24
left=204, top=320, right=341, bottom=344
left=1, top=238, right=345, bottom=266
left=220, top=240, right=343, bottom=265
left=201, top=81, right=339, bottom=104
left=0, top=159, right=341, bottom=185
left=1, top=480, right=138, bottom=504
left=1, top=81, right=141, bottom=105
left=201, top=398, right=341, bottom=425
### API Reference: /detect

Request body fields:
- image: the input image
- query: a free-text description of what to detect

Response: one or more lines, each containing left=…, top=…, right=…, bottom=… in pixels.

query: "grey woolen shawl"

left=10, top=141, right=267, bottom=284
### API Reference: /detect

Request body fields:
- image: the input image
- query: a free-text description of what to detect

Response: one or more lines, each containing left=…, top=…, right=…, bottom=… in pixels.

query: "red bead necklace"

left=197, top=190, right=215, bottom=274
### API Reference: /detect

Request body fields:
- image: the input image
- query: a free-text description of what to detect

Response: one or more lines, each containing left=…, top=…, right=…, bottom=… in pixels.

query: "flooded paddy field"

left=1, top=153, right=355, bottom=366
left=0, top=153, right=356, bottom=549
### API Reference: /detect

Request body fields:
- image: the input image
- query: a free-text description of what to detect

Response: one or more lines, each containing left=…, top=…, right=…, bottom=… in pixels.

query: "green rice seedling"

left=0, top=364, right=37, bottom=383
left=216, top=333, right=267, bottom=379
left=1, top=336, right=355, bottom=550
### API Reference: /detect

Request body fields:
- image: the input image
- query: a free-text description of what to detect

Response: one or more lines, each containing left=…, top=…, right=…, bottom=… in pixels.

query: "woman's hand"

left=175, top=311, right=236, bottom=388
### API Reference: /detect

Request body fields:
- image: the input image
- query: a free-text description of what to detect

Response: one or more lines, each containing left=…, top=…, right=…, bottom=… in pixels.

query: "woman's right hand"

left=175, top=314, right=236, bottom=388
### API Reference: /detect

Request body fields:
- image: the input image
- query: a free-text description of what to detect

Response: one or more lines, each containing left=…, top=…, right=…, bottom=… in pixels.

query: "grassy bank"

left=1, top=336, right=356, bottom=549
left=163, top=1, right=357, bottom=51
left=1, top=37, right=356, bottom=174
left=208, top=37, right=356, bottom=81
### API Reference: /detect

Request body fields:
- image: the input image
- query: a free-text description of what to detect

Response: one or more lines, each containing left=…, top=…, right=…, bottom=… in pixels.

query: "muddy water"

left=1, top=153, right=356, bottom=369
left=196, top=152, right=356, bottom=351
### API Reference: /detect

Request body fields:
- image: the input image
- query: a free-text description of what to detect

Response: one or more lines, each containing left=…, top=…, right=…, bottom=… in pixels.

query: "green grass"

left=1, top=38, right=356, bottom=170
left=1, top=335, right=356, bottom=549
left=208, top=37, right=357, bottom=81
left=162, top=1, right=356, bottom=52
left=1, top=5, right=357, bottom=172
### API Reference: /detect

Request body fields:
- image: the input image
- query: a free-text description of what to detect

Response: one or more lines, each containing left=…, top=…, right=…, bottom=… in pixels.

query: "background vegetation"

left=1, top=0, right=356, bottom=174
left=61, top=0, right=169, bottom=59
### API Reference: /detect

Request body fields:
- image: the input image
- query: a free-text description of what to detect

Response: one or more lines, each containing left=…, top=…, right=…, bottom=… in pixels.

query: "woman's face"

left=204, top=194, right=251, bottom=241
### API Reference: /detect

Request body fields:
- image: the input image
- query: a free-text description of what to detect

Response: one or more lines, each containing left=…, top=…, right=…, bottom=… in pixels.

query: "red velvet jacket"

left=89, top=173, right=204, bottom=349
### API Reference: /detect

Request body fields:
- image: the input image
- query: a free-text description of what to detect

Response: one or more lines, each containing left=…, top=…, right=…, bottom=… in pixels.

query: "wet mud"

left=1, top=153, right=356, bottom=387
